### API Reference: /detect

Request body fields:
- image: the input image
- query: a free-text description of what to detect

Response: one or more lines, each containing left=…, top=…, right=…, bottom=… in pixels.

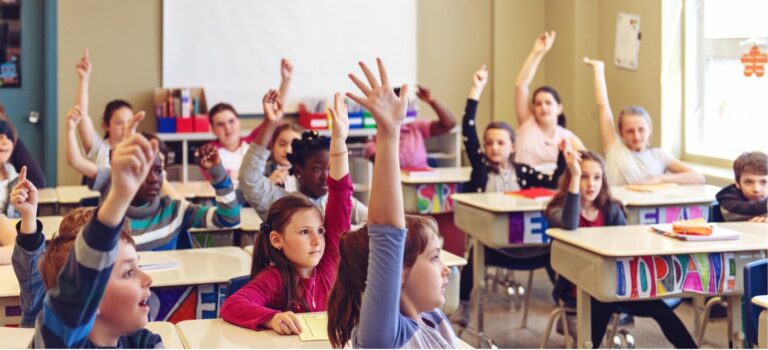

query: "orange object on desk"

left=505, top=187, right=555, bottom=200
left=672, top=218, right=713, bottom=236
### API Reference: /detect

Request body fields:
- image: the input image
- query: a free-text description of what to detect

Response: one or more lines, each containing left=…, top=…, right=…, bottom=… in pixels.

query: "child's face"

left=401, top=233, right=450, bottom=313
left=295, top=150, right=330, bottom=198
left=0, top=134, right=14, bottom=165
left=532, top=92, right=562, bottom=125
left=272, top=129, right=301, bottom=166
left=737, top=173, right=768, bottom=201
left=99, top=240, right=152, bottom=336
left=211, top=110, right=242, bottom=150
left=619, top=115, right=651, bottom=152
left=270, top=208, right=325, bottom=272
left=105, top=107, right=133, bottom=143
left=133, top=155, right=164, bottom=204
left=483, top=128, right=514, bottom=165
left=580, top=159, right=603, bottom=203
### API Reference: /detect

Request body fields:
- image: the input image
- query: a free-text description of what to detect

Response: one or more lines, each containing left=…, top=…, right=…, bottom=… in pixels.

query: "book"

left=650, top=224, right=741, bottom=241
left=401, top=167, right=436, bottom=178
left=505, top=188, right=556, bottom=201
left=138, top=254, right=180, bottom=271
left=297, top=313, right=329, bottom=342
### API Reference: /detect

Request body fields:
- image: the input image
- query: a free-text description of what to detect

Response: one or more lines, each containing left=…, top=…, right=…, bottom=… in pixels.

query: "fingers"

left=345, top=92, right=367, bottom=110
left=348, top=73, right=371, bottom=96
left=84, top=47, right=89, bottom=59
left=398, top=84, right=409, bottom=106
left=376, top=57, right=390, bottom=87
left=18, top=166, right=26, bottom=183
left=285, top=312, right=303, bottom=334
left=359, top=61, right=380, bottom=91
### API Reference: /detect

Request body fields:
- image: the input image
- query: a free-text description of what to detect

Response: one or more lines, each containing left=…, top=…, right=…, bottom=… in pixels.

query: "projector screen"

left=163, top=0, right=417, bottom=114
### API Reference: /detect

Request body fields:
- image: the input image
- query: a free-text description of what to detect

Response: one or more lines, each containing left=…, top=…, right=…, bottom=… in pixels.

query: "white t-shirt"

left=0, top=178, right=8, bottom=214
left=485, top=167, right=520, bottom=193
left=605, top=141, right=675, bottom=186
left=218, top=142, right=249, bottom=187
left=86, top=137, right=112, bottom=169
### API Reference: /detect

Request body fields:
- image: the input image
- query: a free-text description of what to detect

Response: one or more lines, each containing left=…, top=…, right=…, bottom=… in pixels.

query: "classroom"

left=0, top=0, right=766, bottom=348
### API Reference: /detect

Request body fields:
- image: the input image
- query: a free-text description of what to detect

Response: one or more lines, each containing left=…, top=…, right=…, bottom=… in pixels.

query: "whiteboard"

left=163, top=0, right=417, bottom=114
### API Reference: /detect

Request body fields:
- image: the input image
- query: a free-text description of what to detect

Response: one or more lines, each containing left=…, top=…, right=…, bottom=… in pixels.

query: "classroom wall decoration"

left=615, top=253, right=736, bottom=299
left=416, top=183, right=459, bottom=214
left=0, top=0, right=20, bottom=87
left=508, top=211, right=549, bottom=244
left=614, top=11, right=641, bottom=71
left=148, top=283, right=228, bottom=323
left=634, top=205, right=708, bottom=225
left=741, top=45, right=767, bottom=78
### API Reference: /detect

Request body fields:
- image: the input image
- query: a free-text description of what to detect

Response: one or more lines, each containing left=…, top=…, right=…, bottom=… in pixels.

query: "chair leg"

left=521, top=270, right=534, bottom=329
left=605, top=313, right=621, bottom=348
left=696, top=297, right=722, bottom=346
left=540, top=307, right=564, bottom=348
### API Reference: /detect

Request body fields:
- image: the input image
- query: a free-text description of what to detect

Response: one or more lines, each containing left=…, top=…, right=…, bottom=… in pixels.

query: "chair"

left=743, top=259, right=768, bottom=348
left=225, top=275, right=251, bottom=299
left=604, top=298, right=683, bottom=348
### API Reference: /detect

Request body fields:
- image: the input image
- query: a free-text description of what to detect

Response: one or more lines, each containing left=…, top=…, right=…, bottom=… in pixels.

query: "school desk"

left=55, top=185, right=100, bottom=215
left=145, top=321, right=184, bottom=349
left=37, top=188, right=58, bottom=216
left=0, top=326, right=33, bottom=348
left=401, top=167, right=470, bottom=256
left=140, top=247, right=251, bottom=323
left=611, top=184, right=721, bottom=225
left=175, top=317, right=475, bottom=349
left=752, top=295, right=768, bottom=348
left=169, top=181, right=216, bottom=202
left=0, top=265, right=20, bottom=326
left=9, top=216, right=64, bottom=241
left=547, top=223, right=768, bottom=348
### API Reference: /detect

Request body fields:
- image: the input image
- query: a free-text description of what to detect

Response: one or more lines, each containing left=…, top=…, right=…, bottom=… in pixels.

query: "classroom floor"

left=454, top=268, right=731, bottom=349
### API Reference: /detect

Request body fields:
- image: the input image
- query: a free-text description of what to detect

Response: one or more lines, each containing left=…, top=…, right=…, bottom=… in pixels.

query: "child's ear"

left=269, top=231, right=282, bottom=250
left=293, top=166, right=303, bottom=179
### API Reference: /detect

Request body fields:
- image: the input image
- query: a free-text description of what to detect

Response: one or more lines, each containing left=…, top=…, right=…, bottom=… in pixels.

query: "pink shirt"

left=514, top=119, right=574, bottom=167
left=220, top=174, right=353, bottom=330
left=364, top=119, right=432, bottom=169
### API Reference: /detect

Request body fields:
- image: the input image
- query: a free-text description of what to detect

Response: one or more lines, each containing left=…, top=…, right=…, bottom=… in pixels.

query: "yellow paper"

left=624, top=183, right=676, bottom=193
left=298, top=313, right=329, bottom=342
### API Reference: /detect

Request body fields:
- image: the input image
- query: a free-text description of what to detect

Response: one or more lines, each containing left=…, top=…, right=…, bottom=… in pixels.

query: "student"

left=221, top=93, right=352, bottom=333
left=545, top=149, right=697, bottom=348
left=454, top=65, right=566, bottom=323
left=0, top=119, right=23, bottom=265
left=514, top=31, right=585, bottom=168
left=716, top=151, right=768, bottom=222
left=265, top=122, right=304, bottom=190
left=88, top=129, right=240, bottom=251
left=13, top=134, right=163, bottom=348
left=73, top=49, right=138, bottom=170
left=0, top=104, right=46, bottom=187
left=239, top=89, right=367, bottom=223
left=327, top=58, right=456, bottom=349
left=364, top=85, right=457, bottom=168
left=584, top=57, right=705, bottom=186
left=205, top=59, right=293, bottom=183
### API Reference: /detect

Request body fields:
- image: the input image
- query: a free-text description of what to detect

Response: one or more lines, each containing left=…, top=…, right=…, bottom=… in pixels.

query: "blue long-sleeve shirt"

left=11, top=220, right=46, bottom=328
left=352, top=224, right=456, bottom=349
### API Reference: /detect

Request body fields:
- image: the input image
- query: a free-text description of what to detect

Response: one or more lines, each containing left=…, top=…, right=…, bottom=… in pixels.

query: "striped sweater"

left=29, top=212, right=164, bottom=348
left=91, top=163, right=240, bottom=251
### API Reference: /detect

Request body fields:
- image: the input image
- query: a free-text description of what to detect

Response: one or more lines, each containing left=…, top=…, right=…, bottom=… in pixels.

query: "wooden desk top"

left=55, top=185, right=100, bottom=204
left=242, top=245, right=467, bottom=267
left=611, top=184, right=720, bottom=207
left=139, top=247, right=251, bottom=288
left=400, top=167, right=471, bottom=184
left=451, top=192, right=546, bottom=212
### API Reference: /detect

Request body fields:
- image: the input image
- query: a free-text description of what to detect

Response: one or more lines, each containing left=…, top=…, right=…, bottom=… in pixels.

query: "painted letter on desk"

left=416, top=183, right=460, bottom=214
left=637, top=205, right=708, bottom=225
left=615, top=253, right=735, bottom=299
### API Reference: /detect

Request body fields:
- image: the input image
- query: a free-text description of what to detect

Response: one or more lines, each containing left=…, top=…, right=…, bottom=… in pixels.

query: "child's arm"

left=220, top=269, right=298, bottom=332
left=546, top=149, right=582, bottom=230
left=278, top=59, right=293, bottom=105
left=346, top=58, right=409, bottom=348
left=464, top=65, right=488, bottom=172
left=322, top=93, right=353, bottom=265
left=416, top=86, right=456, bottom=137
left=656, top=159, right=705, bottom=185
left=515, top=31, right=555, bottom=126
left=245, top=89, right=285, bottom=144
left=65, top=106, right=98, bottom=179
left=583, top=58, right=618, bottom=150
left=10, top=166, right=46, bottom=327
left=182, top=144, right=241, bottom=230
left=74, top=48, right=99, bottom=154
left=35, top=134, right=156, bottom=348
left=518, top=140, right=568, bottom=189
left=716, top=185, right=768, bottom=221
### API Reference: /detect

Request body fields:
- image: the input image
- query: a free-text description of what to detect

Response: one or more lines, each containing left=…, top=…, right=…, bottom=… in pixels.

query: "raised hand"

left=268, top=167, right=289, bottom=186
left=280, top=58, right=293, bottom=81
left=269, top=311, right=304, bottom=335
left=11, top=166, right=38, bottom=222
left=415, top=85, right=433, bottom=103
left=110, top=134, right=157, bottom=201
left=564, top=147, right=582, bottom=177
left=124, top=111, right=146, bottom=139
left=583, top=57, right=605, bottom=70
left=469, top=64, right=489, bottom=100
left=533, top=31, right=556, bottom=54
left=347, top=58, right=408, bottom=134
left=329, top=92, right=349, bottom=143
left=195, top=143, right=221, bottom=170
left=75, top=48, right=92, bottom=80
left=66, top=106, right=83, bottom=130
left=262, top=89, right=284, bottom=122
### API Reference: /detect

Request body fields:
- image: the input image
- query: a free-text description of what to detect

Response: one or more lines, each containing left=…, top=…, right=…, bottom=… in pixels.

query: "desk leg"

left=182, top=139, right=189, bottom=183
left=759, top=310, right=767, bottom=349
left=576, top=287, right=593, bottom=349
left=726, top=294, right=745, bottom=348
left=471, top=238, right=486, bottom=334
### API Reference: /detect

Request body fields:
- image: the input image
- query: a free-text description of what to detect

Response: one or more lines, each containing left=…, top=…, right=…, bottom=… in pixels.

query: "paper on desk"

left=624, top=183, right=677, bottom=193
left=139, top=254, right=180, bottom=271
left=298, top=313, right=329, bottom=341
left=650, top=224, right=741, bottom=241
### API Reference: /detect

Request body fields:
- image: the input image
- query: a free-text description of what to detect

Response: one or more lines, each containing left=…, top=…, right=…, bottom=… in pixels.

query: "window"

left=684, top=0, right=768, bottom=162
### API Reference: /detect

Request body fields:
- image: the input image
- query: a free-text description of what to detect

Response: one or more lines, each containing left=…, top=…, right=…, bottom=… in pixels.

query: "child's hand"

left=749, top=215, right=768, bottom=223
left=347, top=58, right=408, bottom=134
left=110, top=134, right=157, bottom=201
left=415, top=85, right=433, bottom=104
left=280, top=58, right=293, bottom=81
left=269, top=311, right=304, bottom=335
left=583, top=57, right=605, bottom=70
left=329, top=92, right=349, bottom=143
left=195, top=143, right=221, bottom=170
left=11, top=166, right=37, bottom=222
left=564, top=149, right=582, bottom=177
left=533, top=31, right=556, bottom=54
left=75, top=48, right=92, bottom=80
left=123, top=111, right=146, bottom=140
left=268, top=168, right=289, bottom=186
left=66, top=106, right=83, bottom=130
left=262, top=89, right=284, bottom=122
left=473, top=65, right=489, bottom=90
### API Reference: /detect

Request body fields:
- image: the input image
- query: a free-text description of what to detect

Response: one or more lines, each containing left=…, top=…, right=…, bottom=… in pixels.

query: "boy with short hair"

left=716, top=151, right=768, bottom=222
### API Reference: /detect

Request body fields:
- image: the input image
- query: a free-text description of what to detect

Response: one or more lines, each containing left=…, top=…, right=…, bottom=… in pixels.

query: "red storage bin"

left=193, top=115, right=210, bottom=132
left=298, top=103, right=329, bottom=130
left=176, top=118, right=194, bottom=133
